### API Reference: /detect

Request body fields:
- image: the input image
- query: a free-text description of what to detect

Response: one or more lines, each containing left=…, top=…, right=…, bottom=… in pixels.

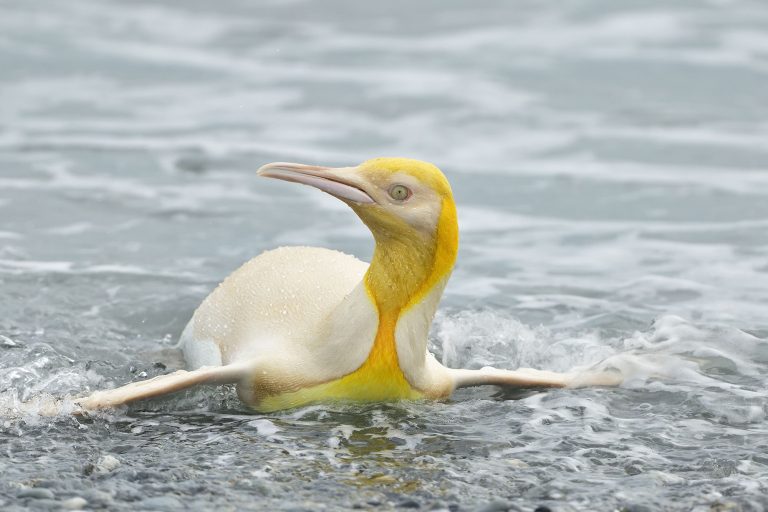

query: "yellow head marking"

left=354, top=157, right=458, bottom=310
left=359, top=157, right=454, bottom=197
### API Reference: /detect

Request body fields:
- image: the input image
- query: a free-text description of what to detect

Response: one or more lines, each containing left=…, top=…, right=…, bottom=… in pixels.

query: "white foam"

left=434, top=310, right=768, bottom=421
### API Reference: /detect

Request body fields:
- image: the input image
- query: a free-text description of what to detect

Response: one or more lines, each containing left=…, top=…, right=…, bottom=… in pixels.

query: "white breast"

left=180, top=246, right=369, bottom=369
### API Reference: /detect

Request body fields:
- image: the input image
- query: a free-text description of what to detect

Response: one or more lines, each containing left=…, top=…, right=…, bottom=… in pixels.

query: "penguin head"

left=258, top=157, right=457, bottom=247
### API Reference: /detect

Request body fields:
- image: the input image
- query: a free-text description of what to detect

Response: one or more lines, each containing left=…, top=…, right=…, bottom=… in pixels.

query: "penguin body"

left=76, top=158, right=618, bottom=413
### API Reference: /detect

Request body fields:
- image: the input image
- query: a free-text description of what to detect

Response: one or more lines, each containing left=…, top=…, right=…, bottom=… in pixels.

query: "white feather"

left=179, top=246, right=379, bottom=383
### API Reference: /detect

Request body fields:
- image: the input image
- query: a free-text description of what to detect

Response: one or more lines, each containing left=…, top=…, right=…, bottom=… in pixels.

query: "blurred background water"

left=1, top=0, right=768, bottom=510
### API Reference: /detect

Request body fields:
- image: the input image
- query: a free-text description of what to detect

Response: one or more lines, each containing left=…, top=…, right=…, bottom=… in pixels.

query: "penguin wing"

left=75, top=361, right=254, bottom=411
left=449, top=366, right=622, bottom=390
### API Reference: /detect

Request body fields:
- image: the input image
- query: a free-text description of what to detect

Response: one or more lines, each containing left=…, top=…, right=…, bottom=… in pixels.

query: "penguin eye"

left=388, top=184, right=411, bottom=201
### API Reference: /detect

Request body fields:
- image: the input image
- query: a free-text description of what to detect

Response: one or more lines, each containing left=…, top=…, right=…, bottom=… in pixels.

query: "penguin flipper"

left=75, top=362, right=252, bottom=411
left=449, top=366, right=622, bottom=390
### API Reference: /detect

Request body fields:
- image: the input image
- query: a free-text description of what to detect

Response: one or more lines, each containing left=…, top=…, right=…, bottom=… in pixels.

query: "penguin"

left=77, top=158, right=618, bottom=412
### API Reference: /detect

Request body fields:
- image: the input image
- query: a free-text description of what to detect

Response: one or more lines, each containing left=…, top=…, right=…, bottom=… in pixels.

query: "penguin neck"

left=365, top=231, right=436, bottom=313
left=361, top=199, right=459, bottom=371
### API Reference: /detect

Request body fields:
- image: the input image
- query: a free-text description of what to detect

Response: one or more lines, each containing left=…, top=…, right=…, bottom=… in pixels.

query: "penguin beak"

left=257, top=162, right=375, bottom=204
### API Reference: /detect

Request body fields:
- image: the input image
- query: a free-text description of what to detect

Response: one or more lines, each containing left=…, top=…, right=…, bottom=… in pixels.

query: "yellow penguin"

left=77, top=158, right=618, bottom=412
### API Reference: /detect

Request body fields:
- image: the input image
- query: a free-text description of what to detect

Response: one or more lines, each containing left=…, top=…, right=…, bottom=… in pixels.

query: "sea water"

left=1, top=0, right=767, bottom=510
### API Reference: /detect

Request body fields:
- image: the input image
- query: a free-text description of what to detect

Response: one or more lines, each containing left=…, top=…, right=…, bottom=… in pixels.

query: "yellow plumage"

left=258, top=313, right=422, bottom=412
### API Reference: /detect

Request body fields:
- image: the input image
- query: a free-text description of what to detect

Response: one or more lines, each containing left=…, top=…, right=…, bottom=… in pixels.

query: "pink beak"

left=257, top=162, right=374, bottom=204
